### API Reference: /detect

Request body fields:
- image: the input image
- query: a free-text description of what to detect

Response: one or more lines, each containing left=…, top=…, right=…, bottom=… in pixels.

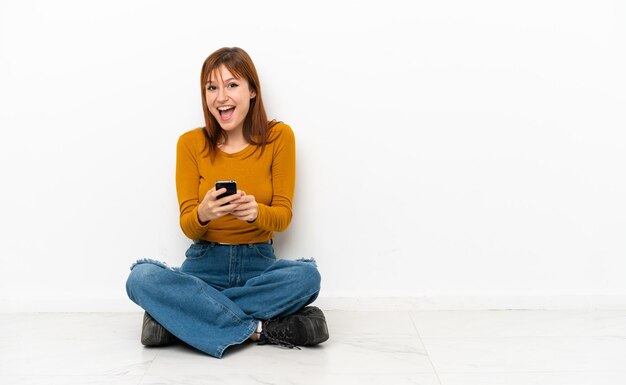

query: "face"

left=205, top=65, right=256, bottom=134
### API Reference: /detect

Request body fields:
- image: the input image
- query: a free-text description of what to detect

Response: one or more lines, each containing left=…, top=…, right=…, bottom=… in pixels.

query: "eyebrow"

left=207, top=77, right=238, bottom=84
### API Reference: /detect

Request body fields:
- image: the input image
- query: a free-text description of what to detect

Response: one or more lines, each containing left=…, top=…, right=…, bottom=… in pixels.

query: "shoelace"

left=260, top=333, right=301, bottom=350
left=260, top=319, right=301, bottom=350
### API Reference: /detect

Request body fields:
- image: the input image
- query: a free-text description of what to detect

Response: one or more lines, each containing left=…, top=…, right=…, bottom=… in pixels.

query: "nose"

left=216, top=86, right=228, bottom=103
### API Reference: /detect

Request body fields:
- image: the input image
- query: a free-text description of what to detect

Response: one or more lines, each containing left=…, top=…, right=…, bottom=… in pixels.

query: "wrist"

left=247, top=210, right=258, bottom=223
left=197, top=210, right=210, bottom=226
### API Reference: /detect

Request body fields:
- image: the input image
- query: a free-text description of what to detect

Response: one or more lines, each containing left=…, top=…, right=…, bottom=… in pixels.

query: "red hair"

left=200, top=47, right=277, bottom=161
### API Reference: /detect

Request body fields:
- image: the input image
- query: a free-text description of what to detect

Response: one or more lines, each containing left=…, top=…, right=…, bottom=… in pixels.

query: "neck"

left=220, top=127, right=248, bottom=147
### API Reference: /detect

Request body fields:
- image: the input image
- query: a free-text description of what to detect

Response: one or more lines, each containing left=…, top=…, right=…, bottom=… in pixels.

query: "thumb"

left=203, top=187, right=216, bottom=201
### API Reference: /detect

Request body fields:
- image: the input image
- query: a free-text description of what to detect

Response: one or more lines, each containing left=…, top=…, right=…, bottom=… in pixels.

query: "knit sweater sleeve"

left=176, top=131, right=210, bottom=240
left=253, top=124, right=296, bottom=232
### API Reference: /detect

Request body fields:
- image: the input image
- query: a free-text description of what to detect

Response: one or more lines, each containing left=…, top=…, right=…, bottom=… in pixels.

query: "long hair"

left=200, top=47, right=277, bottom=161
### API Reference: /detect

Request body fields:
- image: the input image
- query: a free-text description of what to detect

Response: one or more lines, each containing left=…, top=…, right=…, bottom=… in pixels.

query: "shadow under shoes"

left=141, top=312, right=178, bottom=346
left=258, top=306, right=330, bottom=349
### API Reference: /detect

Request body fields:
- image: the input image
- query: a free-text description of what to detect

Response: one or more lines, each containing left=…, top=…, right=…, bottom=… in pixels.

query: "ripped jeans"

left=125, top=240, right=321, bottom=358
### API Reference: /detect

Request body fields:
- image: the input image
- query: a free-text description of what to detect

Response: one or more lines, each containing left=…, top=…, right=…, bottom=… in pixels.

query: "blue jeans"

left=125, top=241, right=321, bottom=358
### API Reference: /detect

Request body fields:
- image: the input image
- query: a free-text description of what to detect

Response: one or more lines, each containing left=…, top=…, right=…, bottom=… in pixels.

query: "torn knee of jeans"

left=296, top=257, right=317, bottom=267
left=129, top=258, right=174, bottom=271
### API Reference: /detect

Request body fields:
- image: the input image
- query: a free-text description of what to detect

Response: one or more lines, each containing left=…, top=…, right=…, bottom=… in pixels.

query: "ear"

left=250, top=90, right=256, bottom=99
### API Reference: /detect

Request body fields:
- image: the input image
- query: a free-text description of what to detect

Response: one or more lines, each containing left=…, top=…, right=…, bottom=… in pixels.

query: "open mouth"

left=217, top=106, right=235, bottom=121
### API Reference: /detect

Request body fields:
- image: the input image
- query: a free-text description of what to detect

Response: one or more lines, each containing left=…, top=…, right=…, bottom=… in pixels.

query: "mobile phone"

left=215, top=180, right=237, bottom=206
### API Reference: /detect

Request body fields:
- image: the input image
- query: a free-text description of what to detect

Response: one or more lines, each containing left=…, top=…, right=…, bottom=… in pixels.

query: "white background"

left=1, top=0, right=625, bottom=311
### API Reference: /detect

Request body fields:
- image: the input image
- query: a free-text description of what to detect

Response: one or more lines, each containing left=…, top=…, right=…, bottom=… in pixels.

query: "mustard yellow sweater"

left=176, top=122, right=295, bottom=244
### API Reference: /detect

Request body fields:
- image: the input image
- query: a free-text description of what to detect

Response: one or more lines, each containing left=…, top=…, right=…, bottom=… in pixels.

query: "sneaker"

left=258, top=306, right=329, bottom=349
left=141, top=312, right=177, bottom=346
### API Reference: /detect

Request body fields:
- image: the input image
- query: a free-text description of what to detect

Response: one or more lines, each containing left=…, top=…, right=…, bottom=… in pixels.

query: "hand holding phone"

left=197, top=180, right=243, bottom=223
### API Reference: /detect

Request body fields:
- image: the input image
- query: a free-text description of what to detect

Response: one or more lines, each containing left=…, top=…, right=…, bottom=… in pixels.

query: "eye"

left=206, top=85, right=217, bottom=91
left=227, top=83, right=239, bottom=89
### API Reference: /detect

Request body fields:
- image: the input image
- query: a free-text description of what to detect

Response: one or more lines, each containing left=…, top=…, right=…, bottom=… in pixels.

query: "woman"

left=125, top=47, right=329, bottom=358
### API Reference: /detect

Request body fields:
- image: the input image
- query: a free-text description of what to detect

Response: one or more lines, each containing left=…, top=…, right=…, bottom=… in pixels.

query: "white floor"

left=1, top=310, right=626, bottom=385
